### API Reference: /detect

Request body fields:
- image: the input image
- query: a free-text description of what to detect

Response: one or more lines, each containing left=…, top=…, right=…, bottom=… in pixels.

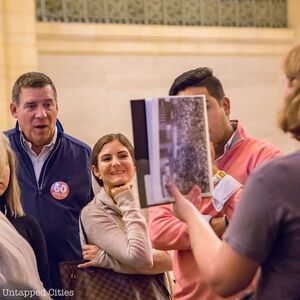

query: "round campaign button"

left=50, top=181, right=70, bottom=200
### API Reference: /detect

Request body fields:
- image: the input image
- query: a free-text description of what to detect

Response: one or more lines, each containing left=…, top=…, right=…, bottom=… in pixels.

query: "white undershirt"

left=21, top=127, right=57, bottom=182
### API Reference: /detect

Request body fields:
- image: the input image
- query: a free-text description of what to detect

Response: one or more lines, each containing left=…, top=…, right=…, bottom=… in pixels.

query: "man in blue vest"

left=6, top=72, right=92, bottom=294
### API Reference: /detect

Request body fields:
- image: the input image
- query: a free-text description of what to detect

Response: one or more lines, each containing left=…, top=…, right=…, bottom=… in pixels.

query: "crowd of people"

left=0, top=43, right=299, bottom=300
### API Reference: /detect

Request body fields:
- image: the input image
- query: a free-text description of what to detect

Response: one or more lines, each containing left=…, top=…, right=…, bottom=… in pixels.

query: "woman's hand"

left=77, top=244, right=101, bottom=268
left=111, top=184, right=132, bottom=198
left=167, top=181, right=199, bottom=223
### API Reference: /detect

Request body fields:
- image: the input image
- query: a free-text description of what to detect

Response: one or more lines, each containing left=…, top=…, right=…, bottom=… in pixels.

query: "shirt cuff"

left=201, top=214, right=212, bottom=223
left=212, top=175, right=242, bottom=212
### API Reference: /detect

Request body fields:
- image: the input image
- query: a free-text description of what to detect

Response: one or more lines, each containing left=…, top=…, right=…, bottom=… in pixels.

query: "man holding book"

left=148, top=67, right=283, bottom=300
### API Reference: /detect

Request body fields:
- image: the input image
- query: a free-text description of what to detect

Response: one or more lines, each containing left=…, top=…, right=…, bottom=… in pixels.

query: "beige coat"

left=80, top=188, right=172, bottom=275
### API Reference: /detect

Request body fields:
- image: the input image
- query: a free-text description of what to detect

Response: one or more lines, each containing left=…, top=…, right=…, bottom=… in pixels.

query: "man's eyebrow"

left=24, top=98, right=54, bottom=104
left=24, top=101, right=37, bottom=106
left=44, top=98, right=55, bottom=102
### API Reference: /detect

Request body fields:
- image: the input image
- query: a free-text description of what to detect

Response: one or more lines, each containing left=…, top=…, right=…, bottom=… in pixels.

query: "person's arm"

left=11, top=215, right=51, bottom=290
left=169, top=182, right=259, bottom=297
left=209, top=145, right=283, bottom=238
left=208, top=188, right=243, bottom=238
left=80, top=188, right=153, bottom=271
left=206, top=144, right=243, bottom=238
left=79, top=244, right=172, bottom=275
left=246, top=143, right=283, bottom=171
left=149, top=182, right=242, bottom=248
left=149, top=204, right=190, bottom=250
left=136, top=249, right=172, bottom=275
left=149, top=185, right=202, bottom=250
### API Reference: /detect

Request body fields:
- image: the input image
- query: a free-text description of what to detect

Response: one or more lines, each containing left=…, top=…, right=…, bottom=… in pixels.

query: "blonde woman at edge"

left=78, top=134, right=172, bottom=282
left=0, top=133, right=50, bottom=299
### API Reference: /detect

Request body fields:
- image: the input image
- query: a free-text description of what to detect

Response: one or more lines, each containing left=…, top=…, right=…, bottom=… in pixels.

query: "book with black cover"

left=131, top=96, right=213, bottom=208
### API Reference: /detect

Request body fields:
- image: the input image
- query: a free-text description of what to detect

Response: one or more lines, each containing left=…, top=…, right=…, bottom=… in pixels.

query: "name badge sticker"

left=50, top=181, right=70, bottom=200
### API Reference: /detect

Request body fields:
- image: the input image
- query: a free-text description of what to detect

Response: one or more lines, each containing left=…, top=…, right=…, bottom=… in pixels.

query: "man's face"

left=177, top=86, right=231, bottom=147
left=10, top=85, right=58, bottom=154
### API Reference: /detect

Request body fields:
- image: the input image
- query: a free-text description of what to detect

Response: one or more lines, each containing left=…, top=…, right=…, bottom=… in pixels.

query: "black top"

left=0, top=198, right=51, bottom=290
left=224, top=151, right=300, bottom=299
left=5, top=121, right=92, bottom=291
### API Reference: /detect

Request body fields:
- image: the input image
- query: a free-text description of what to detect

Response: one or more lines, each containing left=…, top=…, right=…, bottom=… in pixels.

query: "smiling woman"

left=91, top=136, right=135, bottom=194
left=78, top=133, right=172, bottom=293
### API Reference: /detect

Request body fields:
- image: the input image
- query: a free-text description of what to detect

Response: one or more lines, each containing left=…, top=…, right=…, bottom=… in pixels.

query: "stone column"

left=0, top=0, right=38, bottom=131
left=287, top=0, right=300, bottom=44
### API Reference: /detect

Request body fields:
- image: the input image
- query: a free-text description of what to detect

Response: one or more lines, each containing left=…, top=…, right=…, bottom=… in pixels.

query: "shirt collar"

left=217, top=120, right=241, bottom=160
left=20, top=126, right=57, bottom=155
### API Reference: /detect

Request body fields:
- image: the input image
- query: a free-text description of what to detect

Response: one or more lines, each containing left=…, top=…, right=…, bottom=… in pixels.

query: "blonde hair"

left=0, top=133, right=24, bottom=217
left=279, top=44, right=300, bottom=141
left=283, top=44, right=300, bottom=82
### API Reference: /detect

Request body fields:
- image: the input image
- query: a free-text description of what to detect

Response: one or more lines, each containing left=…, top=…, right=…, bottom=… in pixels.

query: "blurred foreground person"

left=0, top=133, right=50, bottom=289
left=0, top=134, right=50, bottom=299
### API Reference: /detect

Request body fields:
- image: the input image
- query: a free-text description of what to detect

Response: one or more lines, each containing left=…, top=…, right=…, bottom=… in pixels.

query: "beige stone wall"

left=0, top=0, right=8, bottom=129
left=1, top=0, right=300, bottom=154
left=0, top=0, right=37, bottom=130
left=288, top=0, right=300, bottom=44
left=34, top=20, right=297, bottom=153
left=38, top=52, right=297, bottom=153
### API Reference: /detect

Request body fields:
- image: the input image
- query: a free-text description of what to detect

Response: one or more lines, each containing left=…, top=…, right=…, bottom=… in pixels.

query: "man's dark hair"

left=12, top=71, right=57, bottom=104
left=169, top=67, right=225, bottom=101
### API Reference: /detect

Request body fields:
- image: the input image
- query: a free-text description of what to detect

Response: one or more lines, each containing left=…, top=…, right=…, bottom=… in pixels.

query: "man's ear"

left=10, top=102, right=18, bottom=119
left=220, top=96, right=231, bottom=116
left=91, top=165, right=100, bottom=178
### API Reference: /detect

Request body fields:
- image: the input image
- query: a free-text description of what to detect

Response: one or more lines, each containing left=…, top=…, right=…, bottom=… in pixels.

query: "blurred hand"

left=111, top=184, right=133, bottom=198
left=167, top=181, right=199, bottom=223
left=77, top=244, right=101, bottom=269
left=185, top=185, right=201, bottom=206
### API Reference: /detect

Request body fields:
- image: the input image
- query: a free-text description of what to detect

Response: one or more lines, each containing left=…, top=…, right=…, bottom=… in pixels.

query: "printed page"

left=131, top=96, right=213, bottom=208
left=148, top=96, right=213, bottom=205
